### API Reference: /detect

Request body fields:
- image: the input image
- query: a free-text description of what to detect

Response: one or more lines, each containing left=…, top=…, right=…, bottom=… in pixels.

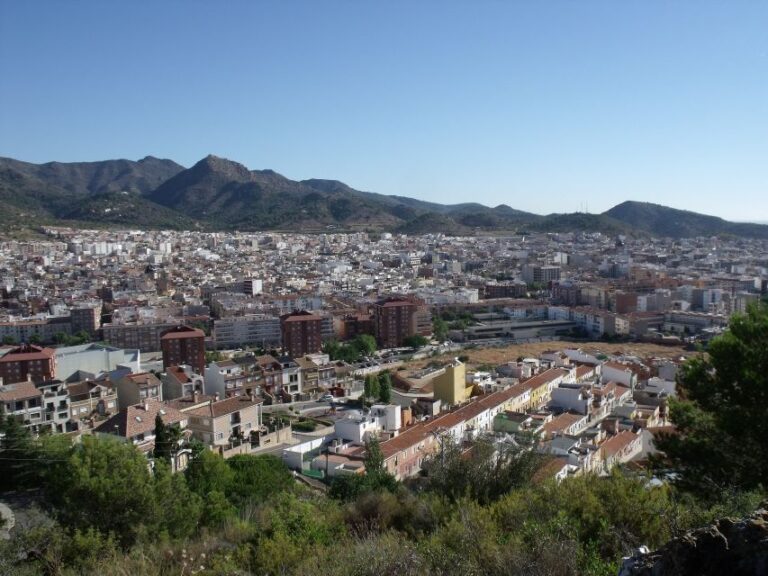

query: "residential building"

left=213, top=314, right=281, bottom=349
left=373, top=297, right=417, bottom=348
left=0, top=380, right=44, bottom=431
left=186, top=395, right=262, bottom=452
left=280, top=310, right=323, bottom=358
left=160, top=325, right=206, bottom=374
left=432, top=359, right=472, bottom=406
left=116, top=371, right=163, bottom=410
left=0, top=344, right=57, bottom=384
left=162, top=365, right=205, bottom=400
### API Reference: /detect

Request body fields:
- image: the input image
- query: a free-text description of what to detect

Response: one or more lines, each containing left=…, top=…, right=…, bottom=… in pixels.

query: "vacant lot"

left=408, top=340, right=696, bottom=370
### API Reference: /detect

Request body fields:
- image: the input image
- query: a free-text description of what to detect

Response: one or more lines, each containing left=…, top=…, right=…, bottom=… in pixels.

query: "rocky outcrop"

left=619, top=505, right=768, bottom=576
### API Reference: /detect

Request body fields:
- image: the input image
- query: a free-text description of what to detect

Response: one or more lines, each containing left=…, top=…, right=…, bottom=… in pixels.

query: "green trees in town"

left=655, top=301, right=768, bottom=498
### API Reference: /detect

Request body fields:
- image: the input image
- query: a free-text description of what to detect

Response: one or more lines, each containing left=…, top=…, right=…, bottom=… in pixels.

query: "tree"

left=29, top=334, right=42, bottom=344
left=403, top=335, right=428, bottom=348
left=46, top=436, right=159, bottom=547
left=362, top=436, right=397, bottom=492
left=0, top=415, right=36, bottom=490
left=226, top=454, right=294, bottom=505
left=433, top=316, right=449, bottom=341
left=353, top=334, right=377, bottom=356
left=364, top=374, right=380, bottom=402
left=153, top=414, right=181, bottom=464
left=378, top=372, right=392, bottom=404
left=655, top=301, right=768, bottom=498
left=1, top=335, right=15, bottom=345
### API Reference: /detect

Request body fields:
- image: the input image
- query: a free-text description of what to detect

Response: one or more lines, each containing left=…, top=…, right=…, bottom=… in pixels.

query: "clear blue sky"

left=1, top=1, right=766, bottom=220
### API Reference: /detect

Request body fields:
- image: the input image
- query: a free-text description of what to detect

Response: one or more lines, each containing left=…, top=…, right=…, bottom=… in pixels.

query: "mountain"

left=1, top=154, right=767, bottom=238
left=605, top=201, right=768, bottom=239
left=0, top=156, right=187, bottom=228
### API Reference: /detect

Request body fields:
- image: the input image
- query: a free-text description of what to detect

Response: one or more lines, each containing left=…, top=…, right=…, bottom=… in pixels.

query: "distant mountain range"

left=1, top=154, right=766, bottom=239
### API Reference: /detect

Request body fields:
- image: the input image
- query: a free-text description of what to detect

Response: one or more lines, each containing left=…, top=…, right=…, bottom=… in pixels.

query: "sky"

left=1, top=1, right=767, bottom=220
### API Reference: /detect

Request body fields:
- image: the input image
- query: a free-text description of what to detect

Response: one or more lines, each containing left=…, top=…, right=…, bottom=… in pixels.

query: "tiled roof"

left=0, top=344, right=55, bottom=363
left=0, top=381, right=42, bottom=402
left=379, top=382, right=532, bottom=460
left=601, top=430, right=639, bottom=457
left=94, top=398, right=186, bottom=439
left=188, top=395, right=261, bottom=419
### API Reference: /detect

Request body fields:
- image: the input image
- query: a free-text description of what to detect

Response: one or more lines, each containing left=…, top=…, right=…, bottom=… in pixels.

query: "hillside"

left=605, top=201, right=768, bottom=239
left=2, top=154, right=768, bottom=237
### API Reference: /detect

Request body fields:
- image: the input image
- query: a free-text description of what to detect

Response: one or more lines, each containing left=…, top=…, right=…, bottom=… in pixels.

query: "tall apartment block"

left=160, top=325, right=206, bottom=374
left=374, top=297, right=418, bottom=348
left=280, top=310, right=323, bottom=358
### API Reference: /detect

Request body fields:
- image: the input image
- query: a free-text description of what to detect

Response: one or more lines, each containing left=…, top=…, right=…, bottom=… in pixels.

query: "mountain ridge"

left=1, top=155, right=766, bottom=238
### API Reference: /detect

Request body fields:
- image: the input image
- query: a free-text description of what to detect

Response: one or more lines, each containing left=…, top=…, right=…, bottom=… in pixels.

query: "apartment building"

left=373, top=297, right=417, bottom=348
left=160, top=325, right=206, bottom=374
left=213, top=314, right=281, bottom=349
left=280, top=310, right=323, bottom=358
left=0, top=344, right=57, bottom=384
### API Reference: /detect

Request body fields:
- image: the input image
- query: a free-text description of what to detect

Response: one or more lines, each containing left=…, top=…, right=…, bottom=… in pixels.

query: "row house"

left=378, top=382, right=537, bottom=480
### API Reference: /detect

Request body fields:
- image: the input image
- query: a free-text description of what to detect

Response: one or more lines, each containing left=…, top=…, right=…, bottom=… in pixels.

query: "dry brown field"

left=407, top=340, right=698, bottom=370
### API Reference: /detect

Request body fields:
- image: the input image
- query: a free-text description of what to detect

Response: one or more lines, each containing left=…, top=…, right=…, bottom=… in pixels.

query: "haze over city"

left=1, top=1, right=767, bottom=220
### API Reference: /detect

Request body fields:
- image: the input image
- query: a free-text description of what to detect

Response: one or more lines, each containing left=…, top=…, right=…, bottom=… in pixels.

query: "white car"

left=321, top=394, right=335, bottom=402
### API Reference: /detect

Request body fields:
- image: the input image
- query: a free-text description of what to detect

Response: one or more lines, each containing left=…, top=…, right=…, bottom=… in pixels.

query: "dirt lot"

left=407, top=340, right=696, bottom=370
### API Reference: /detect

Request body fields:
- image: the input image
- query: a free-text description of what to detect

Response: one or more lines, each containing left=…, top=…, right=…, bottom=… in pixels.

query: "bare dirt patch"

left=408, top=340, right=696, bottom=370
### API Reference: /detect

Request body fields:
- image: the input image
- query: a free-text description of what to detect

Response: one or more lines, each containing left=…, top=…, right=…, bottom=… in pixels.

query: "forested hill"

left=2, top=154, right=767, bottom=238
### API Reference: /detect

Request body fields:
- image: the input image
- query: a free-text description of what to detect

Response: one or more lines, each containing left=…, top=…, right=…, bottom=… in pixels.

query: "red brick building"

left=280, top=310, right=323, bottom=358
left=374, top=297, right=419, bottom=348
left=160, top=325, right=206, bottom=374
left=0, top=344, right=56, bottom=384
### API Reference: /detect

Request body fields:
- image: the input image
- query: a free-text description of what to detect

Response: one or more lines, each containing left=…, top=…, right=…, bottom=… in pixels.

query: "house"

left=162, top=365, right=205, bottom=400
left=116, top=371, right=163, bottom=409
left=94, top=398, right=190, bottom=471
left=540, top=412, right=589, bottom=440
left=600, top=430, right=642, bottom=472
left=0, top=380, right=44, bottom=432
left=36, top=379, right=71, bottom=433
left=186, top=395, right=262, bottom=455
left=523, top=368, right=569, bottom=409
left=67, top=379, right=118, bottom=423
left=601, top=361, right=637, bottom=389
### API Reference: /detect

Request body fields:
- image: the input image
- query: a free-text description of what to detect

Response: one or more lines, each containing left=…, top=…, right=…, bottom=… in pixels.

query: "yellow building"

left=432, top=360, right=472, bottom=406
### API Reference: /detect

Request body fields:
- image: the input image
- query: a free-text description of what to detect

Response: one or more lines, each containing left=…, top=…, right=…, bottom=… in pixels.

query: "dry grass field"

left=408, top=340, right=697, bottom=370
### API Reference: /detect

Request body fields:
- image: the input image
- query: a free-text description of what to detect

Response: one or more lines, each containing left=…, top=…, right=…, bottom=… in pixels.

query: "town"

left=1, top=226, right=766, bottom=485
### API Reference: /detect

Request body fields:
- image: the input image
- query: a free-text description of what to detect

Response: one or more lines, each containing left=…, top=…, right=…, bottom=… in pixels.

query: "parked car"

left=321, top=394, right=335, bottom=402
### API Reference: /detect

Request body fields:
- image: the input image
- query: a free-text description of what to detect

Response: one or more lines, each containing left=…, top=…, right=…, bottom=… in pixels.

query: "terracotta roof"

left=0, top=381, right=42, bottom=402
left=601, top=430, right=640, bottom=457
left=531, top=456, right=569, bottom=484
left=603, top=361, right=632, bottom=372
left=520, top=367, right=569, bottom=392
left=123, top=372, right=162, bottom=388
left=160, top=326, right=205, bottom=340
left=379, top=382, right=532, bottom=460
left=166, top=366, right=191, bottom=383
left=94, top=398, right=186, bottom=439
left=187, top=395, right=261, bottom=419
left=0, top=344, right=55, bottom=363
left=280, top=311, right=322, bottom=322
left=541, top=413, right=585, bottom=437
left=575, top=365, right=595, bottom=379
